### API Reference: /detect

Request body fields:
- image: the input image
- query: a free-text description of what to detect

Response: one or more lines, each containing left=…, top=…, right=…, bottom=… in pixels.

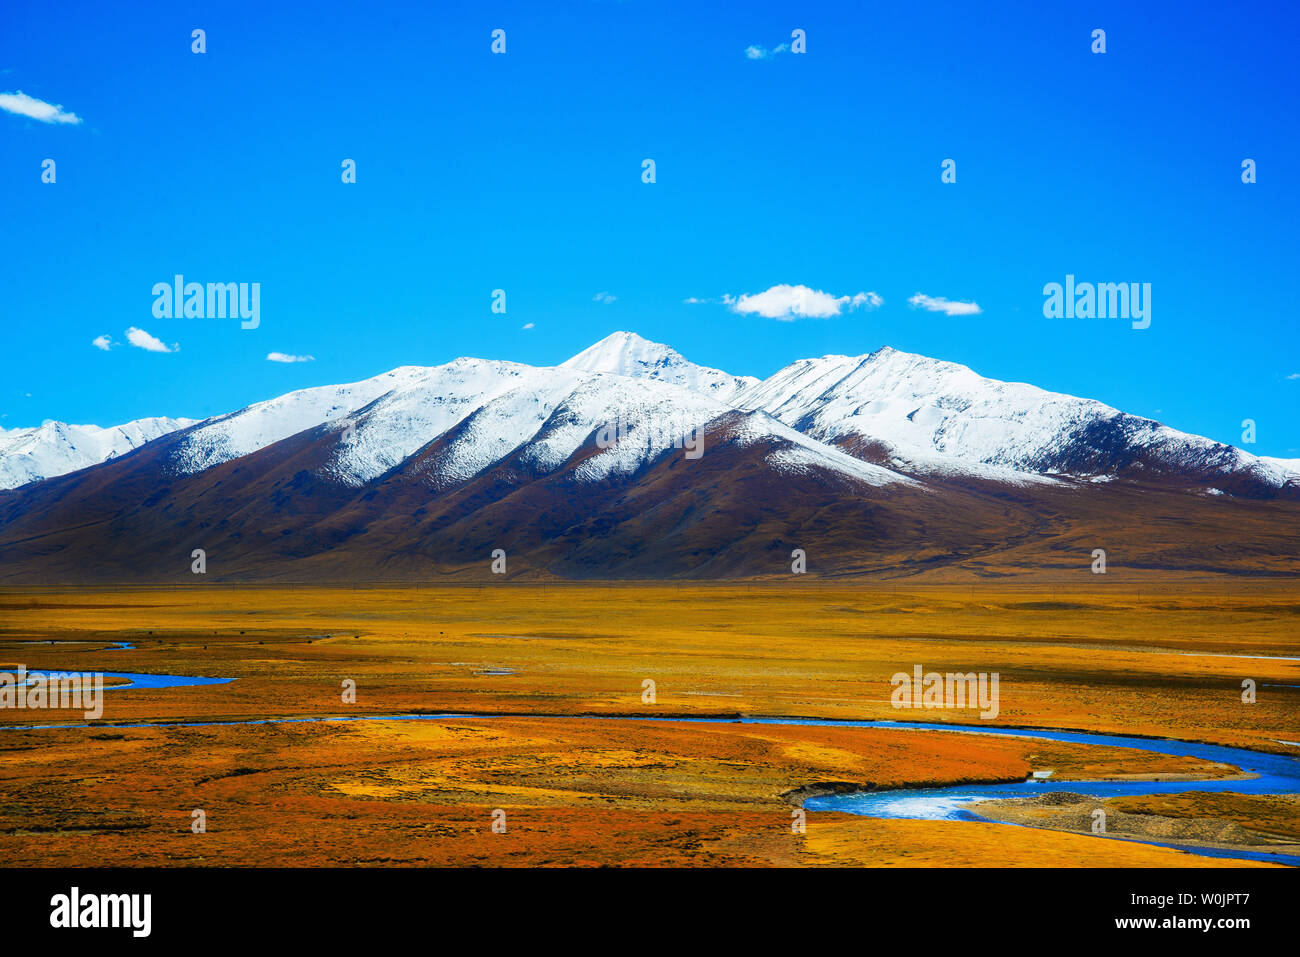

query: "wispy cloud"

left=719, top=284, right=882, bottom=320
left=125, top=327, right=178, bottom=353
left=267, top=352, right=314, bottom=363
left=908, top=293, right=982, bottom=316
left=91, top=334, right=114, bottom=351
left=745, top=43, right=790, bottom=60
left=1287, top=372, right=1300, bottom=381
left=0, top=90, right=82, bottom=125
left=592, top=292, right=617, bottom=304
left=522, top=322, right=535, bottom=330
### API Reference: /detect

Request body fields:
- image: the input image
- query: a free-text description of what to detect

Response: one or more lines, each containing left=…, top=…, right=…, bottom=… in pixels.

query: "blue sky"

left=2, top=0, right=1297, bottom=455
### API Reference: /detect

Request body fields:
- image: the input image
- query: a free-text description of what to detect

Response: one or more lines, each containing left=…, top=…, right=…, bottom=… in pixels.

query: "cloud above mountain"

left=125, top=327, right=178, bottom=353
left=722, top=284, right=883, bottom=320
left=908, top=293, right=982, bottom=316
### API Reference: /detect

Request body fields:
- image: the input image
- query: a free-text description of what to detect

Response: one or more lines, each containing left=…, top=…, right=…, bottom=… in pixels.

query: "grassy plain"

left=0, top=582, right=1296, bottom=866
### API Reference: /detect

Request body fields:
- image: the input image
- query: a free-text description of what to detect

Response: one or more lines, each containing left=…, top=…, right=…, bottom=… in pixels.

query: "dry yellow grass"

left=0, top=583, right=1295, bottom=866
left=2, top=583, right=1295, bottom=747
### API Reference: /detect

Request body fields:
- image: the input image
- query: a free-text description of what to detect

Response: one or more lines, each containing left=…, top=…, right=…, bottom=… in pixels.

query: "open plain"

left=1, top=582, right=1296, bottom=867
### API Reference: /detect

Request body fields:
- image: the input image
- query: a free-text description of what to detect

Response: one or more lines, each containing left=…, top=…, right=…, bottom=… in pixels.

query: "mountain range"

left=2, top=332, right=1296, bottom=583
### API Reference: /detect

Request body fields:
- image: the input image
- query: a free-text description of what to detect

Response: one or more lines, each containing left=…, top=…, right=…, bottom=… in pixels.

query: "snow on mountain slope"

left=184, top=334, right=757, bottom=488
left=722, top=411, right=918, bottom=487
left=328, top=356, right=904, bottom=491
left=0, top=416, right=197, bottom=489
left=735, top=348, right=1109, bottom=471
left=14, top=334, right=1294, bottom=497
left=561, top=331, right=758, bottom=403
left=1112, top=421, right=1300, bottom=488
left=410, top=372, right=589, bottom=488
left=737, top=346, right=1300, bottom=487
left=322, top=359, right=569, bottom=485
left=171, top=365, right=435, bottom=476
left=536, top=375, right=729, bottom=481
left=329, top=362, right=732, bottom=487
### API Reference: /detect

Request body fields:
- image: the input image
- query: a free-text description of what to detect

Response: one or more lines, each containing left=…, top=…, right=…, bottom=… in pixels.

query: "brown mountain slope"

left=0, top=414, right=1296, bottom=584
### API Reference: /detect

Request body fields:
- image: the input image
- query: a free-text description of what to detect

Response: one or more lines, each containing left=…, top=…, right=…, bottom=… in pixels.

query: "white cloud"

left=0, top=90, right=82, bottom=125
left=266, top=352, right=314, bottom=363
left=125, top=327, right=178, bottom=353
left=745, top=43, right=789, bottom=60
left=726, top=284, right=883, bottom=320
left=848, top=292, right=884, bottom=309
left=92, top=334, right=114, bottom=351
left=522, top=322, right=535, bottom=330
left=908, top=293, right=982, bottom=316
left=592, top=292, right=617, bottom=304
left=1287, top=373, right=1300, bottom=381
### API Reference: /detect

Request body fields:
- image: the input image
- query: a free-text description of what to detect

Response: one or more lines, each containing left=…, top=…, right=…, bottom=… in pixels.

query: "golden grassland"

left=0, top=582, right=1296, bottom=866
left=0, top=717, right=1264, bottom=867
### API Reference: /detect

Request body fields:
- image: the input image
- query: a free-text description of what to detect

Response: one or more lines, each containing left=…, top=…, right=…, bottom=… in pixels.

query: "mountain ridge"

left=5, top=332, right=1295, bottom=493
left=1, top=330, right=1297, bottom=585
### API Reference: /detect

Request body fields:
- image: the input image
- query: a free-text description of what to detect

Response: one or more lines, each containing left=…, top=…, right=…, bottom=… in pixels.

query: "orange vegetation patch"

left=0, top=715, right=1268, bottom=867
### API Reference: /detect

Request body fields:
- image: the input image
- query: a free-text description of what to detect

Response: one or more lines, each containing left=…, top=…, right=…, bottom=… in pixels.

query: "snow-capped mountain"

left=561, top=331, right=758, bottom=403
left=321, top=356, right=904, bottom=489
left=717, top=410, right=919, bottom=488
left=166, top=338, right=893, bottom=491
left=4, top=332, right=1296, bottom=496
left=732, top=346, right=1300, bottom=491
left=0, top=416, right=196, bottom=489
left=171, top=365, right=434, bottom=476
left=2, top=332, right=1297, bottom=583
left=321, top=359, right=734, bottom=487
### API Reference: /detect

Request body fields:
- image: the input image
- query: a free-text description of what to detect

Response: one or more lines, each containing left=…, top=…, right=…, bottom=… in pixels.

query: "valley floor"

left=0, top=582, right=1296, bottom=867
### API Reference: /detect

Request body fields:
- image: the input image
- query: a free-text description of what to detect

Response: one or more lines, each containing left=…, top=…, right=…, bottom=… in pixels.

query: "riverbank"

left=973, top=790, right=1300, bottom=863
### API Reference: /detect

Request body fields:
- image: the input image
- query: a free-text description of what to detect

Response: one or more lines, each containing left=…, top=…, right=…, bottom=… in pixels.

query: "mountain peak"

left=0, top=415, right=198, bottom=489
left=862, top=344, right=944, bottom=366
left=561, top=332, right=758, bottom=402
left=561, top=331, right=677, bottom=373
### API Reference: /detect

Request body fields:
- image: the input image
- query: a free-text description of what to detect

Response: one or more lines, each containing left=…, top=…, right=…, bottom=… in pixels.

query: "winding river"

left=2, top=651, right=1297, bottom=866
